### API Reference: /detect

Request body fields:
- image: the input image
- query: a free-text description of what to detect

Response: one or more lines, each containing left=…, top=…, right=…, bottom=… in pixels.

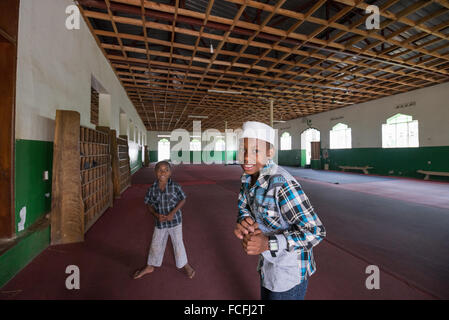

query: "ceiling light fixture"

left=208, top=89, right=242, bottom=95
left=188, top=115, right=209, bottom=119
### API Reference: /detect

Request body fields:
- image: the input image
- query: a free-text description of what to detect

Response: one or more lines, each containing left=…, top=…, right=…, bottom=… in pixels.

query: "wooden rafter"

left=78, top=0, right=449, bottom=131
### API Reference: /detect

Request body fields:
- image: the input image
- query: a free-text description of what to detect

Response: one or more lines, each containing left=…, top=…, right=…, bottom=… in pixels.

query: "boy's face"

left=239, top=138, right=274, bottom=175
left=155, top=164, right=171, bottom=182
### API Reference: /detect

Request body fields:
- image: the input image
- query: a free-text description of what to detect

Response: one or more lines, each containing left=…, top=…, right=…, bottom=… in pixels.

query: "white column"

left=224, top=121, right=228, bottom=165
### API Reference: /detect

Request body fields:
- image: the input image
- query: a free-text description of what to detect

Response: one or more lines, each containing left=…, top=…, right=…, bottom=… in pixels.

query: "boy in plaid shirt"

left=133, top=161, right=195, bottom=279
left=234, top=121, right=326, bottom=300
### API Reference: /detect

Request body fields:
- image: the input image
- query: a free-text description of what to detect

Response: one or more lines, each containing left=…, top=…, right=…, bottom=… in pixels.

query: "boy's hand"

left=157, top=213, right=167, bottom=222
left=166, top=211, right=175, bottom=221
left=242, top=229, right=269, bottom=255
left=234, top=217, right=257, bottom=239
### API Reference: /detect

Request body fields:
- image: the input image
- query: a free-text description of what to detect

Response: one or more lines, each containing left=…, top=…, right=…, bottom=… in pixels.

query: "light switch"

left=43, top=171, right=49, bottom=180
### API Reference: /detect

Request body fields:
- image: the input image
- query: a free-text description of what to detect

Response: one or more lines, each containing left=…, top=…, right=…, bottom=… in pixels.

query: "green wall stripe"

left=153, top=151, right=238, bottom=163
left=301, top=149, right=306, bottom=167
left=130, top=146, right=143, bottom=175
left=328, top=146, right=449, bottom=180
left=278, top=150, right=301, bottom=166
left=0, top=224, right=50, bottom=288
left=149, top=150, right=158, bottom=162
left=15, top=140, right=53, bottom=234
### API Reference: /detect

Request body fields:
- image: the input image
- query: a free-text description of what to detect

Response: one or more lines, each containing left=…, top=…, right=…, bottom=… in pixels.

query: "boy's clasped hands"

left=234, top=217, right=269, bottom=255
left=155, top=210, right=176, bottom=222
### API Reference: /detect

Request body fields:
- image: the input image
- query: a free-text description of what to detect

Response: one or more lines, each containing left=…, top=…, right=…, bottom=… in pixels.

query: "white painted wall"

left=15, top=0, right=146, bottom=141
left=274, top=81, right=449, bottom=149
left=98, top=93, right=111, bottom=128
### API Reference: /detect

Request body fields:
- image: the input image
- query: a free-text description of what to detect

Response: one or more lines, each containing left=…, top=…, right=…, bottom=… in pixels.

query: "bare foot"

left=183, top=263, right=195, bottom=279
left=133, top=265, right=155, bottom=279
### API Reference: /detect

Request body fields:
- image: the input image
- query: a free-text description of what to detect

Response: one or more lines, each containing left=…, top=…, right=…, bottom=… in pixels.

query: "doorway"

left=301, top=128, right=320, bottom=166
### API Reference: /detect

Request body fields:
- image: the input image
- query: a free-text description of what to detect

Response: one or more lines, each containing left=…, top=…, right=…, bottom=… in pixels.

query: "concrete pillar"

left=224, top=121, right=227, bottom=165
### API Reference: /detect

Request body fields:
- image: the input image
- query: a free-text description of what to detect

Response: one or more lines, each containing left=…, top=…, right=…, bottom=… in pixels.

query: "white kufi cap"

left=240, top=121, right=276, bottom=146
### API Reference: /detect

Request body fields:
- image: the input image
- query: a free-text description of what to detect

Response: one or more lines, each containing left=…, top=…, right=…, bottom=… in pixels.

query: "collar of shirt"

left=240, top=160, right=277, bottom=189
left=153, top=178, right=173, bottom=192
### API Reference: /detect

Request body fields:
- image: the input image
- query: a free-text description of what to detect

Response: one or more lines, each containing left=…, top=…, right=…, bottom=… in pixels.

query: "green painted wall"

left=149, top=150, right=158, bottom=162
left=301, top=149, right=306, bottom=167
left=278, top=150, right=301, bottom=166
left=164, top=151, right=238, bottom=163
left=15, top=140, right=53, bottom=234
left=0, top=224, right=50, bottom=288
left=2, top=139, right=54, bottom=288
left=130, top=148, right=143, bottom=175
left=327, top=146, right=449, bottom=181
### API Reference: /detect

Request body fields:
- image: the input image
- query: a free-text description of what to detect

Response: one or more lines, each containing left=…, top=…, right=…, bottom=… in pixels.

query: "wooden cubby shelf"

left=80, top=126, right=113, bottom=232
left=109, top=132, right=132, bottom=199
left=51, top=110, right=113, bottom=245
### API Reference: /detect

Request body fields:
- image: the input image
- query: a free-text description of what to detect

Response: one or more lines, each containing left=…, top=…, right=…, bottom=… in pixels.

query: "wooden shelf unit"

left=51, top=110, right=113, bottom=245
left=80, top=126, right=113, bottom=232
left=110, top=133, right=131, bottom=198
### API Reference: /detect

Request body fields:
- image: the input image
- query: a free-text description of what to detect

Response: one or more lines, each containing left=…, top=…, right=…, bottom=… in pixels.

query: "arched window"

left=158, top=138, right=170, bottom=161
left=280, top=132, right=292, bottom=150
left=330, top=123, right=352, bottom=149
left=382, top=113, right=418, bottom=148
left=190, top=138, right=201, bottom=151
left=215, top=138, right=226, bottom=151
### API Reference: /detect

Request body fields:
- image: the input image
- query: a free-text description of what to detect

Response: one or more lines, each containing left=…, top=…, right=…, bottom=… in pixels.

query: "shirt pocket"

left=149, top=193, right=160, bottom=206
left=168, top=196, right=179, bottom=209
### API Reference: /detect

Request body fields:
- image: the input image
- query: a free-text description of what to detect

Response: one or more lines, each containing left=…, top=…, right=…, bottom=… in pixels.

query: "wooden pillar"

left=144, top=145, right=149, bottom=167
left=51, top=111, right=84, bottom=244
left=0, top=0, right=20, bottom=239
left=109, top=130, right=121, bottom=198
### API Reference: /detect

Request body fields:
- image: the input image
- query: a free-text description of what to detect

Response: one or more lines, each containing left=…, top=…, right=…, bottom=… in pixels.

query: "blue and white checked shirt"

left=144, top=178, right=186, bottom=229
left=238, top=160, right=326, bottom=292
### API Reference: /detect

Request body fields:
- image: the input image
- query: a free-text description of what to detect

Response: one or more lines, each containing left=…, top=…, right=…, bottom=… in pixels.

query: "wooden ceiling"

left=78, top=0, right=449, bottom=131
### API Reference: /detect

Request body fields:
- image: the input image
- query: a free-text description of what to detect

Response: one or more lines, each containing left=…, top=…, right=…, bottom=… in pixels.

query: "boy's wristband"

left=268, top=235, right=279, bottom=257
left=275, top=234, right=288, bottom=251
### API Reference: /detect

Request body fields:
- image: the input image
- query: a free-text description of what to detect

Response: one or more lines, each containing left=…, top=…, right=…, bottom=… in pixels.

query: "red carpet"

left=0, top=165, right=443, bottom=299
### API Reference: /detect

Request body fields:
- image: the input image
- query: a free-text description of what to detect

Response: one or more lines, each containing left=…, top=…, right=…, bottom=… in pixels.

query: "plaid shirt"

left=144, top=178, right=186, bottom=229
left=238, top=160, right=326, bottom=290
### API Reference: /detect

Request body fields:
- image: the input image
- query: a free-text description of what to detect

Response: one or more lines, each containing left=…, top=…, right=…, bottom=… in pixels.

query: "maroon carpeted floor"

left=0, top=164, right=446, bottom=299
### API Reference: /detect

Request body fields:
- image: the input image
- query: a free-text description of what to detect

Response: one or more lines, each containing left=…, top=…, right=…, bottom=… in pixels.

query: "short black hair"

left=155, top=160, right=171, bottom=172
